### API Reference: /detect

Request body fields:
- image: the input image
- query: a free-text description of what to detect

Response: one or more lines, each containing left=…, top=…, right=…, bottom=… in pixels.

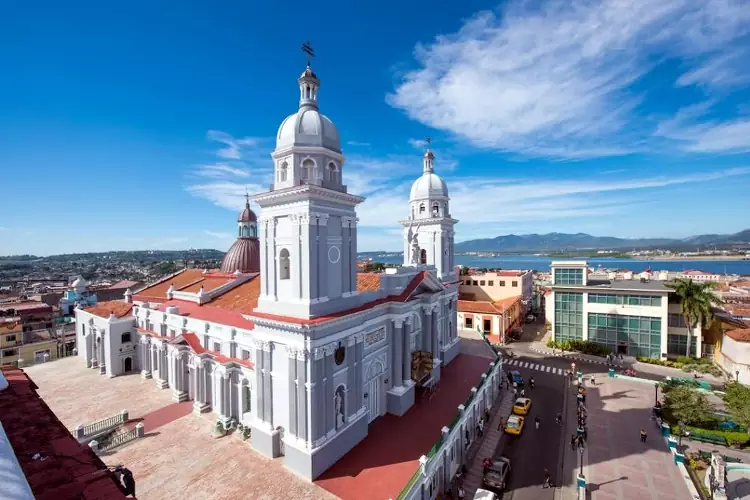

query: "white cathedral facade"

left=74, top=61, right=461, bottom=480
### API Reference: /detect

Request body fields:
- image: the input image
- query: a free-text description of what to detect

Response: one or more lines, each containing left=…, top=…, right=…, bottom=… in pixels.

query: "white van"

left=473, top=488, right=499, bottom=500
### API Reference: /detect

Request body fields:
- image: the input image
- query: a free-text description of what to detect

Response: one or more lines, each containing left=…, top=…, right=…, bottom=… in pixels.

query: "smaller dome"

left=220, top=238, right=260, bottom=274
left=410, top=172, right=449, bottom=200
left=300, top=65, right=317, bottom=80
left=238, top=197, right=257, bottom=222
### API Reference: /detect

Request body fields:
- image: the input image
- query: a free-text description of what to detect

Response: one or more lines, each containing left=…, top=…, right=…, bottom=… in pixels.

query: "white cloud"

left=656, top=101, right=750, bottom=153
left=204, top=230, right=234, bottom=239
left=206, top=130, right=264, bottom=160
left=408, top=138, right=428, bottom=149
left=388, top=0, right=750, bottom=158
left=195, top=164, right=251, bottom=178
left=347, top=141, right=371, bottom=147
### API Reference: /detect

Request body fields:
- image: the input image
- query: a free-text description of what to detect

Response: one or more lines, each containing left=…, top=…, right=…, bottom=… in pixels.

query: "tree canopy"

left=666, top=278, right=723, bottom=355
left=723, top=382, right=750, bottom=432
left=663, top=385, right=716, bottom=427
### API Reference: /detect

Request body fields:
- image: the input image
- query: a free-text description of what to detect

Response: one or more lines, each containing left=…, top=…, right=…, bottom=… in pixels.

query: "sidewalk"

left=557, top=376, right=587, bottom=500
left=462, top=388, right=515, bottom=498
left=530, top=338, right=725, bottom=386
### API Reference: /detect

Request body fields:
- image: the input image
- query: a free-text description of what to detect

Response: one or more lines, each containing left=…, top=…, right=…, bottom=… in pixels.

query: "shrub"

left=546, top=338, right=556, bottom=348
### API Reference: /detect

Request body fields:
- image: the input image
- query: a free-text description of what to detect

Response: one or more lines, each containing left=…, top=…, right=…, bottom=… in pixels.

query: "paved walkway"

left=584, top=377, right=690, bottom=500
left=462, top=387, right=515, bottom=498
left=124, top=400, right=193, bottom=433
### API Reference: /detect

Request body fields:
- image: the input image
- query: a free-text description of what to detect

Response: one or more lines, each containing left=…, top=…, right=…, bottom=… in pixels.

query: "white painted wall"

left=720, top=335, right=750, bottom=382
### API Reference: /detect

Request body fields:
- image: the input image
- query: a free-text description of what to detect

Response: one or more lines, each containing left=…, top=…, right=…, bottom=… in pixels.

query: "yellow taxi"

left=512, top=397, right=532, bottom=416
left=504, top=415, right=525, bottom=435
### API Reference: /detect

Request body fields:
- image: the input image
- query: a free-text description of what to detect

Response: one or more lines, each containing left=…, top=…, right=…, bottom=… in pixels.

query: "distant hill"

left=454, top=230, right=750, bottom=253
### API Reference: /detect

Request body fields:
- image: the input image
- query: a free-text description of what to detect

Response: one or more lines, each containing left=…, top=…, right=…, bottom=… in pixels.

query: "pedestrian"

left=520, top=388, right=525, bottom=397
left=578, top=436, right=585, bottom=449
left=513, top=388, right=518, bottom=398
left=465, top=428, right=470, bottom=448
left=478, top=418, right=484, bottom=438
left=571, top=434, right=577, bottom=450
left=498, top=416, right=505, bottom=431
left=485, top=407, right=491, bottom=424
left=640, top=428, right=647, bottom=443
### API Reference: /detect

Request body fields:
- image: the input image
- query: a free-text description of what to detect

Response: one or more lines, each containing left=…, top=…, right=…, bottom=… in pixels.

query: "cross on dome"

left=423, top=137, right=435, bottom=173
left=298, top=41, right=319, bottom=110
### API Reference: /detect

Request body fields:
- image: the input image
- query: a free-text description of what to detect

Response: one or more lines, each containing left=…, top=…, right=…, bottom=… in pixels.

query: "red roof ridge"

left=137, top=328, right=254, bottom=369
left=250, top=271, right=431, bottom=326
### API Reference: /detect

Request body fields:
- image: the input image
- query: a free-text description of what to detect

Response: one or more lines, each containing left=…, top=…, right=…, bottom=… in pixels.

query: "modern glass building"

left=546, top=261, right=705, bottom=358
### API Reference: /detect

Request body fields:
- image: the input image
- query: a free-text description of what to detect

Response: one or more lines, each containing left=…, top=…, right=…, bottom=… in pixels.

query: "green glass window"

left=554, top=292, right=584, bottom=342
left=586, top=313, right=662, bottom=359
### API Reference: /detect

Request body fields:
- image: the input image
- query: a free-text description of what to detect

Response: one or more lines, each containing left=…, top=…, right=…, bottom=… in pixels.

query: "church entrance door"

left=365, top=360, right=385, bottom=424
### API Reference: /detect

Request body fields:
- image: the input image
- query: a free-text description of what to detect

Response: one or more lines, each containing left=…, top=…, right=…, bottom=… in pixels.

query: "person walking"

left=640, top=428, right=647, bottom=443
left=478, top=418, right=485, bottom=438
left=498, top=416, right=506, bottom=431
left=571, top=434, right=577, bottom=451
left=485, top=407, right=491, bottom=424
left=535, top=416, right=541, bottom=430
left=542, top=469, right=552, bottom=488
left=556, top=412, right=563, bottom=425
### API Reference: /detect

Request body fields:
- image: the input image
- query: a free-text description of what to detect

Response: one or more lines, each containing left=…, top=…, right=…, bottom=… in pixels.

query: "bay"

left=368, top=254, right=750, bottom=276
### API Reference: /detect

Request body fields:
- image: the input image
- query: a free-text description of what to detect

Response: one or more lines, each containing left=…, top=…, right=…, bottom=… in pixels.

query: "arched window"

left=279, top=162, right=288, bottom=182
left=327, top=162, right=338, bottom=182
left=420, top=249, right=427, bottom=265
left=432, top=203, right=440, bottom=216
left=279, top=249, right=290, bottom=280
left=249, top=225, right=256, bottom=238
left=419, top=204, right=426, bottom=214
left=301, top=159, right=315, bottom=181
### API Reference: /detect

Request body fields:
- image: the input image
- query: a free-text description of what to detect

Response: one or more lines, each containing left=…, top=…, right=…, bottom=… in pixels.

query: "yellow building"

left=1, top=320, right=59, bottom=368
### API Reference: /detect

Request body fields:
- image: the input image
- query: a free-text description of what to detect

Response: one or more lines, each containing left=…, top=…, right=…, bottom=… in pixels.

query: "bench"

left=698, top=450, right=743, bottom=463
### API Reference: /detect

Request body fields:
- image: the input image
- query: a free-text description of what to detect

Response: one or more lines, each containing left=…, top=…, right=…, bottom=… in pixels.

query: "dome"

left=410, top=172, right=449, bottom=200
left=238, top=200, right=257, bottom=222
left=276, top=108, right=341, bottom=152
left=220, top=238, right=260, bottom=274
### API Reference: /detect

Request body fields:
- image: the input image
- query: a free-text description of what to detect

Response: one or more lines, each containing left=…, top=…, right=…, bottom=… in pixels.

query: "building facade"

left=60, top=277, right=98, bottom=315
left=74, top=61, right=461, bottom=481
left=456, top=295, right=523, bottom=344
left=459, top=270, right=533, bottom=305
left=546, top=261, right=708, bottom=358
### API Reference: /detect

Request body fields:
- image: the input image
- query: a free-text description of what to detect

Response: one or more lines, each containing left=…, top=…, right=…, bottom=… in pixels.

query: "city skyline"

left=2, top=0, right=750, bottom=257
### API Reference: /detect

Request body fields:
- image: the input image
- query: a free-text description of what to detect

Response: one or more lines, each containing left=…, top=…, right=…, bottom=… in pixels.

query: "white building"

left=546, top=260, right=707, bottom=358
left=74, top=61, right=461, bottom=480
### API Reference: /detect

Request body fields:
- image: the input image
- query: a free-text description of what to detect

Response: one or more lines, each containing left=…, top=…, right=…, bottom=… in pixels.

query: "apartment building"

left=459, top=270, right=533, bottom=305
left=546, top=261, right=714, bottom=359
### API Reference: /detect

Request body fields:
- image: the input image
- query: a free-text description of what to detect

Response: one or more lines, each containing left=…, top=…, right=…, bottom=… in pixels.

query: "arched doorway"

left=124, top=357, right=133, bottom=373
left=420, top=249, right=427, bottom=265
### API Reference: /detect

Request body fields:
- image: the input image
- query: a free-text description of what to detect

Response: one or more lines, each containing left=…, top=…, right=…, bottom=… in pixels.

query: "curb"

left=529, top=346, right=620, bottom=367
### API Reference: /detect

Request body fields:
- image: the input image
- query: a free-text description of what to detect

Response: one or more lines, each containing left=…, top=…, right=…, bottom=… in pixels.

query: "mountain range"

left=454, top=229, right=750, bottom=253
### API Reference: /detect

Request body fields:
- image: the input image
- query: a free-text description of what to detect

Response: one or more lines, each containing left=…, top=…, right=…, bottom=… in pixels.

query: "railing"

left=394, top=358, right=503, bottom=500
left=90, top=422, right=144, bottom=452
left=75, top=410, right=128, bottom=440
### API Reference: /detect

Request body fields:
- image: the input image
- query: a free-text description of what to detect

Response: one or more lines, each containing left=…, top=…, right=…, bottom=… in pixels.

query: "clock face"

left=328, top=246, right=341, bottom=264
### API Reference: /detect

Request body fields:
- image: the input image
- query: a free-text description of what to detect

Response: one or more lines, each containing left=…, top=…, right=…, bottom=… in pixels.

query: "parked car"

left=504, top=415, right=525, bottom=435
left=525, top=314, right=536, bottom=323
left=512, top=397, right=532, bottom=416
left=482, top=456, right=511, bottom=492
left=510, top=370, right=524, bottom=386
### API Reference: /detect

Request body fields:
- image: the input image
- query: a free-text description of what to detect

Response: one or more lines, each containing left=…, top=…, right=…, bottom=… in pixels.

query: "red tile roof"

left=0, top=368, right=128, bottom=500
left=726, top=328, right=750, bottom=342
left=107, top=280, right=140, bottom=290
left=457, top=295, right=522, bottom=315
left=180, top=277, right=234, bottom=293
left=133, top=268, right=206, bottom=302
left=250, top=271, right=431, bottom=325
left=206, top=277, right=261, bottom=315
left=356, top=273, right=381, bottom=293
left=725, top=304, right=750, bottom=317
left=136, top=329, right=254, bottom=369
left=83, top=300, right=133, bottom=319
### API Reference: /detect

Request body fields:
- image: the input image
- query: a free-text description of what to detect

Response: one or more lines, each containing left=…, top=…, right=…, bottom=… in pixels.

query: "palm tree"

left=666, top=278, right=723, bottom=358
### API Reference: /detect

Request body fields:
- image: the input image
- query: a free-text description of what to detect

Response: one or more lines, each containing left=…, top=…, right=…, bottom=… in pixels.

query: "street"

left=498, top=352, right=566, bottom=500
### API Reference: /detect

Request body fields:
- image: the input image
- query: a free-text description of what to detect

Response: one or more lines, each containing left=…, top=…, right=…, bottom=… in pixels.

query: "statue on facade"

left=408, top=223, right=421, bottom=265
left=334, top=386, right=345, bottom=429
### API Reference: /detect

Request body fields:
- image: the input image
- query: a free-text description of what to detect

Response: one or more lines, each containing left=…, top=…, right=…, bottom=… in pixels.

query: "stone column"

left=291, top=215, right=304, bottom=301
left=349, top=218, right=358, bottom=295
left=141, top=338, right=152, bottom=379
left=309, top=350, right=323, bottom=445
left=214, top=370, right=225, bottom=420
left=287, top=346, right=298, bottom=436
left=355, top=337, right=364, bottom=411
left=296, top=350, right=308, bottom=444
left=324, top=348, right=334, bottom=435
left=403, top=321, right=412, bottom=384
left=392, top=319, right=404, bottom=387
left=346, top=338, right=356, bottom=418
left=425, top=307, right=434, bottom=357
left=431, top=308, right=439, bottom=359
left=262, top=342, right=274, bottom=427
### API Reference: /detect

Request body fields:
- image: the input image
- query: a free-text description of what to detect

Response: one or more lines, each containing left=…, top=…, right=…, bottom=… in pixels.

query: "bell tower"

left=251, top=52, right=364, bottom=320
left=401, top=141, right=458, bottom=281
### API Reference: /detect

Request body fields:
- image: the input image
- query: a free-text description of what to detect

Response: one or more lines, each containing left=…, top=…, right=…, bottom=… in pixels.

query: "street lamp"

left=654, top=384, right=659, bottom=406
left=579, top=445, right=585, bottom=476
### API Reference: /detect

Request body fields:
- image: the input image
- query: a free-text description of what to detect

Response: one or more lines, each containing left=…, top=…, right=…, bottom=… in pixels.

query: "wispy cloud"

left=204, top=230, right=234, bottom=239
left=207, top=130, right=264, bottom=160
left=388, top=0, right=750, bottom=159
left=655, top=101, right=750, bottom=153
left=347, top=141, right=371, bottom=147
left=195, top=164, right=251, bottom=178
left=408, top=138, right=428, bottom=149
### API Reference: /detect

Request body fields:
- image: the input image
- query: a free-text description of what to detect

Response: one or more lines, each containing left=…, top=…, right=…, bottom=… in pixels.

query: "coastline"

left=454, top=254, right=748, bottom=262
left=637, top=255, right=748, bottom=261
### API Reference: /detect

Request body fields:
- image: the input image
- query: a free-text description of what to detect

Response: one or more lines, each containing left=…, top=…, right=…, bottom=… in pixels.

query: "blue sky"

left=2, top=0, right=750, bottom=256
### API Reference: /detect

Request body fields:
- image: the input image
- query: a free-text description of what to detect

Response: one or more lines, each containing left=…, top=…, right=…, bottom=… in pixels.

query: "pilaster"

left=392, top=319, right=404, bottom=387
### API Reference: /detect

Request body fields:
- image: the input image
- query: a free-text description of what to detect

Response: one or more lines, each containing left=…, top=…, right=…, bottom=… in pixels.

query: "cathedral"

left=74, top=60, right=460, bottom=480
